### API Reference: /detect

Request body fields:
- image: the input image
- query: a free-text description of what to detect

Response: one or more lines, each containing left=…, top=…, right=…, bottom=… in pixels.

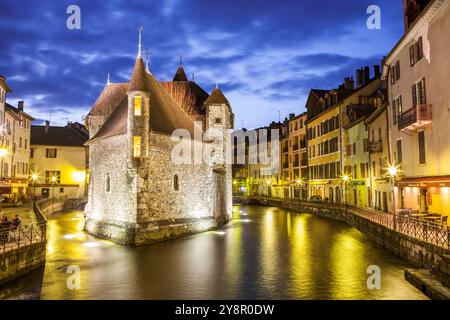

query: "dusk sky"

left=1, top=0, right=404, bottom=129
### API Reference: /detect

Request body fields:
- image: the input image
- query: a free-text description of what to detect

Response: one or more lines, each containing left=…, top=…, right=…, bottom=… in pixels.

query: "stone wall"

left=85, top=131, right=231, bottom=245
left=242, top=197, right=450, bottom=269
left=0, top=242, right=46, bottom=286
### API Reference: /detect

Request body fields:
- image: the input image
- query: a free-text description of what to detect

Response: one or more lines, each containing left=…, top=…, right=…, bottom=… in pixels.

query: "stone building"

left=84, top=35, right=233, bottom=245
left=287, top=112, right=308, bottom=199
left=30, top=121, right=88, bottom=199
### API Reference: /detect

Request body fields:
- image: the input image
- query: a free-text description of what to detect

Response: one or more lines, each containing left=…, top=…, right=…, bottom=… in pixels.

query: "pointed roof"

left=88, top=67, right=199, bottom=142
left=173, top=65, right=188, bottom=82
left=160, top=81, right=209, bottom=116
left=204, top=87, right=230, bottom=107
left=88, top=83, right=128, bottom=117
left=129, top=57, right=149, bottom=91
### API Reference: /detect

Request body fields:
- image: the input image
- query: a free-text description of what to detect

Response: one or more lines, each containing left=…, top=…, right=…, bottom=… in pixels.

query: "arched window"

left=173, top=174, right=179, bottom=191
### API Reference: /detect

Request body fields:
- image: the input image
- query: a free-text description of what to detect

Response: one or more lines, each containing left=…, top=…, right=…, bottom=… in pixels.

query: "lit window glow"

left=133, top=136, right=141, bottom=157
left=134, top=95, right=142, bottom=116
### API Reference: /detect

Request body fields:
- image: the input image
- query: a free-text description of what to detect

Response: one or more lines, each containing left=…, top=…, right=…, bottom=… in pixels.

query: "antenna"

left=278, top=110, right=281, bottom=122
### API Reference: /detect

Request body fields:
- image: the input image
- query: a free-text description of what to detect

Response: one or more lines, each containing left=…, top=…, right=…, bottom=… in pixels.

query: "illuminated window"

left=134, top=95, right=142, bottom=116
left=133, top=136, right=141, bottom=157
left=173, top=174, right=179, bottom=191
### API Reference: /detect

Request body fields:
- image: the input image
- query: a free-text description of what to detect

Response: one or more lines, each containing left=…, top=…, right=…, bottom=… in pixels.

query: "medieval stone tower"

left=84, top=30, right=234, bottom=245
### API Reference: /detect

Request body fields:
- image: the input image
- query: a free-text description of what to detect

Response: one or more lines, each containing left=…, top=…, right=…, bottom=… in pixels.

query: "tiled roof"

left=129, top=57, right=149, bottom=91
left=204, top=87, right=230, bottom=107
left=31, top=123, right=88, bottom=147
left=5, top=103, right=35, bottom=120
left=173, top=65, right=188, bottom=81
left=89, top=58, right=199, bottom=141
left=87, top=83, right=128, bottom=116
left=160, top=81, right=209, bottom=116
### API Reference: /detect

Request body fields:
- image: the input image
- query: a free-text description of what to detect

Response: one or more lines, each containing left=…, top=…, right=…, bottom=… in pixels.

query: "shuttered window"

left=418, top=131, right=426, bottom=165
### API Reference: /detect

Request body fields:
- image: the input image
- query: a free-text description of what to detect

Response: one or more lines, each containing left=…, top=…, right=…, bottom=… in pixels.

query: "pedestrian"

left=12, top=214, right=21, bottom=229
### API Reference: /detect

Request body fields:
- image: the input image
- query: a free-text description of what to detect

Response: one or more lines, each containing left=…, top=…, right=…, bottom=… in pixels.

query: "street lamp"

left=0, top=147, right=7, bottom=179
left=51, top=175, right=57, bottom=200
left=30, top=172, right=38, bottom=203
left=387, top=164, right=398, bottom=214
left=342, top=174, right=350, bottom=205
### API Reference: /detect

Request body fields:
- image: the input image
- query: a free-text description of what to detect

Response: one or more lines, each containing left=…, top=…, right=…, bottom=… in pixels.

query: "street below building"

left=0, top=205, right=427, bottom=299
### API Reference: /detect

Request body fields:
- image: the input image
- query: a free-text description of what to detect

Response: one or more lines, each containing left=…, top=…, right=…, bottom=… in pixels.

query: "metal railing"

left=1, top=200, right=48, bottom=253
left=234, top=196, right=450, bottom=249
left=398, top=104, right=432, bottom=130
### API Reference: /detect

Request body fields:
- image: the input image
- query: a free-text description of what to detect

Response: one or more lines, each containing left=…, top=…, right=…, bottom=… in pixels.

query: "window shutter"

left=418, top=131, right=426, bottom=164
left=412, top=84, right=417, bottom=107
left=409, top=45, right=415, bottom=66
left=397, top=140, right=403, bottom=164
left=396, top=61, right=401, bottom=81
left=417, top=37, right=423, bottom=60
left=420, top=78, right=426, bottom=104
left=392, top=99, right=397, bottom=124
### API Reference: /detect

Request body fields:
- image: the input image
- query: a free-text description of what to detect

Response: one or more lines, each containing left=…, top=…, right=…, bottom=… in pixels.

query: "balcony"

left=369, top=140, right=383, bottom=153
left=398, top=104, right=432, bottom=132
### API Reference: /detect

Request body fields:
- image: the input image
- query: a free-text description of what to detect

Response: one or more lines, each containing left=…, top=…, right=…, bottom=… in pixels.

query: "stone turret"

left=204, top=85, right=234, bottom=223
left=127, top=29, right=150, bottom=165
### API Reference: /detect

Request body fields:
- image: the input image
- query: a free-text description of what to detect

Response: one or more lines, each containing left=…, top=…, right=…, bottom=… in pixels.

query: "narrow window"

left=46, top=148, right=57, bottom=158
left=215, top=117, right=222, bottom=124
left=173, top=174, right=179, bottom=191
left=133, top=136, right=141, bottom=157
left=418, top=131, right=426, bottom=164
left=105, top=173, right=111, bottom=193
left=134, top=95, right=142, bottom=116
left=410, top=45, right=416, bottom=66
left=397, top=140, right=403, bottom=164
left=417, top=37, right=423, bottom=61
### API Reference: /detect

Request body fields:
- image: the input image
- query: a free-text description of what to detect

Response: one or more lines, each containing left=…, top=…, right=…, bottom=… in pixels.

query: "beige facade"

left=385, top=0, right=450, bottom=223
left=1, top=101, right=33, bottom=203
left=288, top=113, right=308, bottom=199
left=30, top=122, right=88, bottom=199
left=365, top=107, right=393, bottom=212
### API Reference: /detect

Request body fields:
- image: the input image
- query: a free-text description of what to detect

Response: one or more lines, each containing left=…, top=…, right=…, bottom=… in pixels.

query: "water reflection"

left=0, top=205, right=427, bottom=300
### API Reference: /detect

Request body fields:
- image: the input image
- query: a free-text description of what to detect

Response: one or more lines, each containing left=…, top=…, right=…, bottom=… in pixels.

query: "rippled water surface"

left=1, top=205, right=427, bottom=299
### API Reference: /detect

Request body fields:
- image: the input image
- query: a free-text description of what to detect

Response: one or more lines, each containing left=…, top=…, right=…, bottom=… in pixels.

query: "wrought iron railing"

left=398, top=104, right=432, bottom=130
left=234, top=196, right=450, bottom=249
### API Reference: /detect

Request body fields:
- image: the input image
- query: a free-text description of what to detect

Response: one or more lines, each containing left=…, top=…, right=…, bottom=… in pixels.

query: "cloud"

left=1, top=0, right=403, bottom=128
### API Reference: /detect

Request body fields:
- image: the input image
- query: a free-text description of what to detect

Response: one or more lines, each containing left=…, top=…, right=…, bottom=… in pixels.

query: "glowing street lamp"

left=342, top=174, right=351, bottom=205
left=51, top=175, right=57, bottom=199
left=386, top=164, right=398, bottom=215
left=30, top=172, right=39, bottom=202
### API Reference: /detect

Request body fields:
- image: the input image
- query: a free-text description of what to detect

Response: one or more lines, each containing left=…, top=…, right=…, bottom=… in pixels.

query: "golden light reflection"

left=330, top=231, right=365, bottom=299
left=290, top=215, right=312, bottom=297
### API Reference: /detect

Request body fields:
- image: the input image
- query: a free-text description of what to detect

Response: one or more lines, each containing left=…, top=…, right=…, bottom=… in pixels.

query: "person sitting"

left=12, top=215, right=21, bottom=229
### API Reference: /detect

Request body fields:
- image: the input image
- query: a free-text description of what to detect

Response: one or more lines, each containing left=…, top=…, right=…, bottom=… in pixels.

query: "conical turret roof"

left=204, top=86, right=230, bottom=107
left=129, top=57, right=149, bottom=91
left=173, top=65, right=188, bottom=82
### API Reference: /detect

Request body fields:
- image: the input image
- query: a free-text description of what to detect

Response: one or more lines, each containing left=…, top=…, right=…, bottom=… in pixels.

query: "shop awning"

left=0, top=181, right=12, bottom=194
left=395, top=175, right=450, bottom=188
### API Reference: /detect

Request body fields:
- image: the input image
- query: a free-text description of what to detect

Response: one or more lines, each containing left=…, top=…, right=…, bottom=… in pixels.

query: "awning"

left=0, top=181, right=12, bottom=194
left=395, top=175, right=450, bottom=188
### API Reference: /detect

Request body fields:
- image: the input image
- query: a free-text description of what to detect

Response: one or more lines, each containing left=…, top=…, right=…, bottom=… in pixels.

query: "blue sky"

left=0, top=0, right=404, bottom=129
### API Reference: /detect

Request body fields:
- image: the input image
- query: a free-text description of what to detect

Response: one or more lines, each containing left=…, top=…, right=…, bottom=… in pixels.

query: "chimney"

left=356, top=69, right=363, bottom=87
left=344, top=77, right=355, bottom=90
left=374, top=65, right=381, bottom=78
left=45, top=120, right=50, bottom=133
left=18, top=101, right=24, bottom=111
left=363, top=66, right=370, bottom=85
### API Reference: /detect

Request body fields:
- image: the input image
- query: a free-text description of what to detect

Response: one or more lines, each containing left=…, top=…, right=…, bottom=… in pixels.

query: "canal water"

left=1, top=205, right=427, bottom=299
